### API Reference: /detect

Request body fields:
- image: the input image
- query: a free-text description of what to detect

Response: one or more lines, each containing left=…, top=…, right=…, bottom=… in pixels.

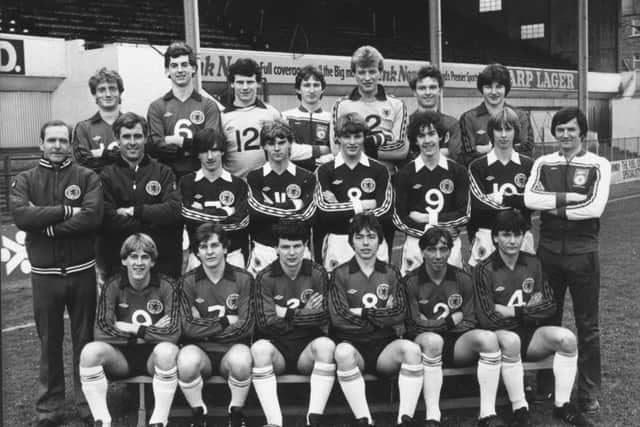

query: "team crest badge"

left=573, top=168, right=589, bottom=186
left=361, top=178, right=376, bottom=193
left=522, top=278, right=535, bottom=294
left=226, top=293, right=239, bottom=310
left=286, top=184, right=302, bottom=199
left=146, top=299, right=164, bottom=315
left=514, top=173, right=527, bottom=188
left=145, top=181, right=162, bottom=196
left=439, top=179, right=454, bottom=194
left=376, top=283, right=390, bottom=300
left=316, top=124, right=328, bottom=140
left=64, top=185, right=82, bottom=200
left=190, top=110, right=205, bottom=125
left=448, top=293, right=463, bottom=310
left=219, top=190, right=235, bottom=206
left=300, top=288, right=314, bottom=304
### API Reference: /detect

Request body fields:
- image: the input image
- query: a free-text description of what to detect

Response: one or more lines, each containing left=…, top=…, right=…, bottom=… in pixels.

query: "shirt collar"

left=39, top=157, right=72, bottom=170
left=194, top=168, right=232, bottom=182
left=298, top=105, right=323, bottom=114
left=90, top=111, right=122, bottom=124
left=490, top=251, right=528, bottom=269
left=487, top=149, right=521, bottom=165
left=334, top=152, right=370, bottom=168
left=223, top=98, right=267, bottom=113
left=115, top=154, right=151, bottom=168
left=270, top=258, right=313, bottom=277
left=262, top=161, right=297, bottom=176
left=163, top=89, right=202, bottom=102
left=194, top=263, right=236, bottom=282
left=414, top=154, right=448, bottom=172
left=347, top=257, right=387, bottom=274
left=119, top=272, right=161, bottom=289
left=348, top=84, right=388, bottom=101
left=417, top=263, right=457, bottom=284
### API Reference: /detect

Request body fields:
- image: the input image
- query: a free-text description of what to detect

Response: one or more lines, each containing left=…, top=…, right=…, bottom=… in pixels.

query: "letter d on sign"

left=0, top=39, right=25, bottom=74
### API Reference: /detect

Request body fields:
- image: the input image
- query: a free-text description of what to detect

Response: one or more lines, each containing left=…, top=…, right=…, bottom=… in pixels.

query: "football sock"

left=149, top=366, right=178, bottom=425
left=337, top=367, right=372, bottom=424
left=422, top=353, right=443, bottom=422
left=228, top=374, right=251, bottom=411
left=501, top=354, right=529, bottom=411
left=178, top=375, right=206, bottom=414
left=553, top=351, right=578, bottom=406
left=307, top=361, right=336, bottom=423
left=252, top=365, right=282, bottom=426
left=79, top=365, right=111, bottom=424
left=477, top=351, right=501, bottom=419
left=397, top=362, right=423, bottom=424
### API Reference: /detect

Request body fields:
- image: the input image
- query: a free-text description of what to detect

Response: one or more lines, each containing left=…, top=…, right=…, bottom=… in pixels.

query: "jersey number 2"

left=235, top=127, right=260, bottom=151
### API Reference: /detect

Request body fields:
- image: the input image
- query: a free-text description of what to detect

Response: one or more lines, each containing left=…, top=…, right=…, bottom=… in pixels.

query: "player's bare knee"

left=497, top=332, right=521, bottom=358
left=177, top=347, right=202, bottom=380
left=399, top=340, right=422, bottom=364
left=250, top=339, right=275, bottom=367
left=153, top=342, right=179, bottom=369
left=556, top=330, right=577, bottom=354
left=80, top=341, right=107, bottom=367
left=334, top=343, right=357, bottom=368
left=415, top=332, right=444, bottom=357
left=228, top=344, right=253, bottom=377
left=311, top=337, right=336, bottom=362
left=475, top=330, right=500, bottom=353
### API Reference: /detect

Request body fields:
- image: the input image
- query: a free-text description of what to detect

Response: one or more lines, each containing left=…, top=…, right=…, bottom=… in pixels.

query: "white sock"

left=178, top=376, right=206, bottom=414
left=149, top=366, right=178, bottom=425
left=337, top=367, right=372, bottom=424
left=553, top=352, right=578, bottom=406
left=252, top=365, right=282, bottom=426
left=501, top=355, right=528, bottom=411
left=228, top=375, right=251, bottom=411
left=477, top=351, right=501, bottom=419
left=422, top=354, right=443, bottom=422
left=79, top=365, right=111, bottom=424
left=397, top=363, right=423, bottom=424
left=307, top=362, right=336, bottom=422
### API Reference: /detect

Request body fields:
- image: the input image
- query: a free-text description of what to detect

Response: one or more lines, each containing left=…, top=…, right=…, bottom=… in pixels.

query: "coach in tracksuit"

left=524, top=107, right=611, bottom=416
left=100, top=112, right=183, bottom=280
left=10, top=120, right=104, bottom=426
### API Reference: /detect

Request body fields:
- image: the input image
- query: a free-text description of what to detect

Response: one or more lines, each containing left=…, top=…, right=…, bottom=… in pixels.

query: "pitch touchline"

left=3, top=192, right=640, bottom=334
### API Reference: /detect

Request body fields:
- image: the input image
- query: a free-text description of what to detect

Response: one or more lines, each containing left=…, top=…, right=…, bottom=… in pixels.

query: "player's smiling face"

left=231, top=74, right=258, bottom=106
left=166, top=54, right=195, bottom=87
left=422, top=238, right=450, bottom=272
left=298, top=76, right=324, bottom=106
left=198, top=149, right=223, bottom=173
left=417, top=124, right=441, bottom=157
left=554, top=118, right=582, bottom=154
left=351, top=227, right=380, bottom=261
left=117, top=124, right=146, bottom=163
left=493, top=125, right=515, bottom=150
left=264, top=136, right=291, bottom=163
left=94, top=81, right=121, bottom=110
left=197, top=234, right=227, bottom=270
left=41, top=125, right=71, bottom=165
left=276, top=238, right=306, bottom=270
left=482, top=82, right=506, bottom=107
left=339, top=132, right=365, bottom=159
left=355, top=65, right=381, bottom=96
left=415, top=76, right=441, bottom=110
left=122, top=249, right=155, bottom=284
left=494, top=230, right=524, bottom=257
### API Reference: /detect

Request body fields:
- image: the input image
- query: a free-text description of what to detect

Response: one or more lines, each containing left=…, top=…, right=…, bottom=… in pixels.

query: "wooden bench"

left=118, top=357, right=553, bottom=427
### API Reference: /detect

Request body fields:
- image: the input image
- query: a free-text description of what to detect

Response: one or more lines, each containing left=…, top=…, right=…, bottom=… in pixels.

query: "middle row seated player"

left=393, top=109, right=469, bottom=275
left=315, top=113, right=393, bottom=271
left=329, top=214, right=423, bottom=427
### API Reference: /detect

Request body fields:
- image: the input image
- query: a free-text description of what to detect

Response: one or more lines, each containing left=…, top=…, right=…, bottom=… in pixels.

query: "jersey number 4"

left=507, top=290, right=525, bottom=307
left=235, top=127, right=260, bottom=151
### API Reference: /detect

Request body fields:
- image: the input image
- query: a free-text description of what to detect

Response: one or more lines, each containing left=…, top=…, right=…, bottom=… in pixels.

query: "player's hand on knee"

left=304, top=292, right=323, bottom=310
left=450, top=311, right=463, bottom=325
left=154, top=315, right=171, bottom=328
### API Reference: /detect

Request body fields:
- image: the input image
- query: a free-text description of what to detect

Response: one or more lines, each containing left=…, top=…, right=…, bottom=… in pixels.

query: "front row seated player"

left=251, top=221, right=334, bottom=427
left=329, top=214, right=423, bottom=427
left=474, top=209, right=588, bottom=426
left=404, top=227, right=503, bottom=427
left=247, top=120, right=316, bottom=276
left=177, top=222, right=254, bottom=427
left=315, top=113, right=393, bottom=271
left=79, top=233, right=180, bottom=427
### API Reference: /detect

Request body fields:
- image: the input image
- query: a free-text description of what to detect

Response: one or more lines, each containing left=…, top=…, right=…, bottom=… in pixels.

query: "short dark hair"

left=407, top=110, right=446, bottom=144
left=112, top=112, right=148, bottom=138
left=486, top=107, right=521, bottom=144
left=191, top=222, right=229, bottom=254
left=335, top=113, right=368, bottom=138
left=294, top=65, right=326, bottom=100
left=88, top=67, right=124, bottom=95
left=193, top=128, right=228, bottom=154
left=551, top=107, right=588, bottom=139
left=477, top=63, right=512, bottom=96
left=419, top=227, right=453, bottom=251
left=40, top=120, right=72, bottom=141
left=491, top=209, right=529, bottom=237
left=260, top=119, right=293, bottom=147
left=228, top=58, right=262, bottom=83
left=164, top=41, right=197, bottom=69
left=409, top=65, right=444, bottom=91
left=120, top=233, right=158, bottom=261
left=348, top=214, right=384, bottom=248
left=273, top=220, right=309, bottom=245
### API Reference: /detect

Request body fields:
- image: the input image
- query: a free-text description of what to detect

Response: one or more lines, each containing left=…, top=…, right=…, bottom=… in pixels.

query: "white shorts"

left=186, top=249, right=246, bottom=271
left=322, top=233, right=389, bottom=272
left=400, top=235, right=463, bottom=276
left=247, top=241, right=311, bottom=277
left=468, top=228, right=535, bottom=267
